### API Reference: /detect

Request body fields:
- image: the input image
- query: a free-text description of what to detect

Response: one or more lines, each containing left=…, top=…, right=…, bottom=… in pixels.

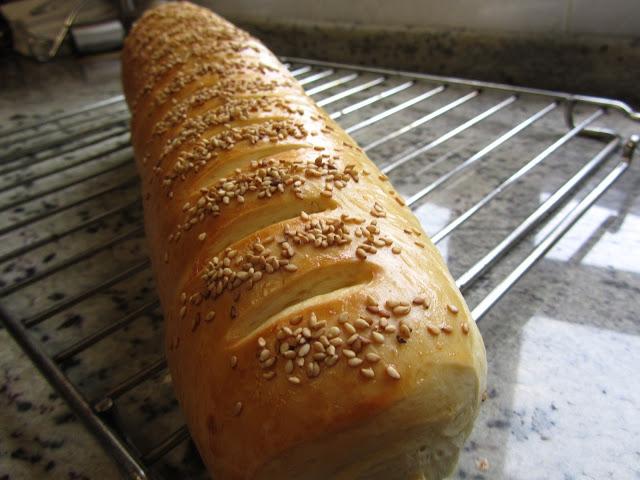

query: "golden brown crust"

left=122, top=3, right=486, bottom=479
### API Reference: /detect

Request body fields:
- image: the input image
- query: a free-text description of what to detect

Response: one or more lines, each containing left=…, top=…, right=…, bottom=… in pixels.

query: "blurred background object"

left=0, top=0, right=125, bottom=60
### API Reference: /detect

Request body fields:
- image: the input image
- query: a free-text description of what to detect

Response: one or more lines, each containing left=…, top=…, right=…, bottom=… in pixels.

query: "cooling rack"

left=0, top=57, right=638, bottom=479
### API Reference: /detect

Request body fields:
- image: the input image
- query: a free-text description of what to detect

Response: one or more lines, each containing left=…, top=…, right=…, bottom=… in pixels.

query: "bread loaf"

left=122, top=3, right=487, bottom=479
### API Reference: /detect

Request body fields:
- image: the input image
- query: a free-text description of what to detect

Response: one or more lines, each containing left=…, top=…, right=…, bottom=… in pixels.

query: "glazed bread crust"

left=122, top=3, right=487, bottom=479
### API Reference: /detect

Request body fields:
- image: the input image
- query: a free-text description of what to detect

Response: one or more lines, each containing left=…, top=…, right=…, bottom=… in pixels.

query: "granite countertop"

left=0, top=45, right=639, bottom=480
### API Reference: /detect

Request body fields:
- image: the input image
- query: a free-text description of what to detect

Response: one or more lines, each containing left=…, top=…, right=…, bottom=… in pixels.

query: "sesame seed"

left=461, top=323, right=470, bottom=334
left=325, top=355, right=339, bottom=367
left=329, top=337, right=343, bottom=347
left=258, top=337, right=266, bottom=348
left=342, top=349, right=356, bottom=358
left=290, top=315, right=303, bottom=325
left=179, top=306, right=186, bottom=318
left=393, top=305, right=411, bottom=316
left=366, top=305, right=380, bottom=314
left=427, top=324, right=441, bottom=336
left=447, top=304, right=459, bottom=314
left=338, top=312, right=349, bottom=323
left=343, top=322, right=356, bottom=334
left=361, top=367, right=375, bottom=379
left=386, top=365, right=401, bottom=380
left=263, top=371, right=276, bottom=380
left=259, top=349, right=271, bottom=361
left=191, top=315, right=200, bottom=332
left=399, top=323, right=412, bottom=338
left=230, top=355, right=238, bottom=369
left=288, top=376, right=301, bottom=385
left=327, top=326, right=341, bottom=338
left=441, top=324, right=453, bottom=334
left=233, top=401, right=243, bottom=416
left=180, top=292, right=187, bottom=303
left=298, top=343, right=311, bottom=357
left=198, top=232, right=207, bottom=241
left=372, top=331, right=385, bottom=343
left=366, top=352, right=381, bottom=363
left=284, top=263, right=298, bottom=272
left=348, top=357, right=364, bottom=367
left=356, top=248, right=367, bottom=260
left=414, top=241, right=425, bottom=248
left=354, top=318, right=370, bottom=330
left=285, top=359, right=294, bottom=373
left=262, top=357, right=276, bottom=368
left=384, top=324, right=397, bottom=334
left=365, top=295, right=377, bottom=306
left=347, top=333, right=359, bottom=344
left=392, top=246, right=402, bottom=254
left=412, top=297, right=425, bottom=305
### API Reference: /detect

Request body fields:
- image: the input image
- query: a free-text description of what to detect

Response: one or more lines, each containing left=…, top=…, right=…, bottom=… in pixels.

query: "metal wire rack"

left=0, top=56, right=638, bottom=479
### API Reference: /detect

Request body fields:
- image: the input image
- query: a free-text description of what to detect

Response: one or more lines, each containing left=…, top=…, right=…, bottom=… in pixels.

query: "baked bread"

left=121, top=3, right=487, bottom=479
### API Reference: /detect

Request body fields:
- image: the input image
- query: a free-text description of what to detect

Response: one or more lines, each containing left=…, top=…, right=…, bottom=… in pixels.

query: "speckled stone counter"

left=235, top=17, right=640, bottom=110
left=1, top=44, right=639, bottom=480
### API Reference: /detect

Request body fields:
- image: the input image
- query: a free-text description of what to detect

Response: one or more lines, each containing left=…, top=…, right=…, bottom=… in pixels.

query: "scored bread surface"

left=122, top=3, right=487, bottom=479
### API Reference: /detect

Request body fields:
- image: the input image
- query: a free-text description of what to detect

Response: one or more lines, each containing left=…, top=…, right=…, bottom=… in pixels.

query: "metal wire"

left=0, top=58, right=638, bottom=480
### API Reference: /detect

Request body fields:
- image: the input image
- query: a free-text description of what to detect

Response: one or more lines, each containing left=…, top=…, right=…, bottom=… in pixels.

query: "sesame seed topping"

left=179, top=306, right=186, bottom=318
left=285, top=359, right=294, bottom=374
left=366, top=352, right=381, bottom=363
left=263, top=371, right=276, bottom=380
left=447, top=304, right=459, bottom=314
left=198, top=232, right=207, bottom=241
left=372, top=331, right=385, bottom=344
left=259, top=349, right=271, bottom=361
left=392, top=246, right=402, bottom=254
left=347, top=333, right=360, bottom=344
left=461, top=323, right=470, bottom=334
left=284, top=263, right=298, bottom=272
left=386, top=365, right=401, bottom=380
left=342, top=349, right=356, bottom=358
left=384, top=324, right=397, bottom=334
left=343, top=322, right=356, bottom=334
left=412, top=297, right=425, bottom=305
left=392, top=305, right=411, bottom=316
left=399, top=323, right=412, bottom=338
left=348, top=357, right=364, bottom=367
left=361, top=367, right=375, bottom=379
left=354, top=318, right=370, bottom=330
left=298, top=343, right=311, bottom=357
left=325, top=355, right=339, bottom=367
left=365, top=295, right=377, bottom=306
left=258, top=337, right=266, bottom=348
left=427, top=324, right=441, bottom=336
left=327, top=326, right=341, bottom=338
left=233, top=401, right=243, bottom=416
left=191, top=315, right=200, bottom=332
left=337, top=312, right=349, bottom=323
left=288, top=376, right=301, bottom=385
